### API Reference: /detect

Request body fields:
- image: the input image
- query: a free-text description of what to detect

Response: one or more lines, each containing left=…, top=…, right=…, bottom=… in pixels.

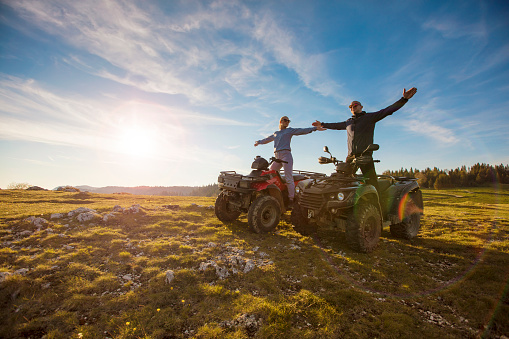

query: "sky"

left=1, top=0, right=508, bottom=189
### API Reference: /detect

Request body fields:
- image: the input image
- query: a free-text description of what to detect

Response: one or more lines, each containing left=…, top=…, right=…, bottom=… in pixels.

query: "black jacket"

left=322, top=97, right=408, bottom=156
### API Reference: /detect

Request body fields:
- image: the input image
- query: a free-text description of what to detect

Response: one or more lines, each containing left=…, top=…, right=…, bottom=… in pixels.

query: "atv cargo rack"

left=290, top=170, right=327, bottom=179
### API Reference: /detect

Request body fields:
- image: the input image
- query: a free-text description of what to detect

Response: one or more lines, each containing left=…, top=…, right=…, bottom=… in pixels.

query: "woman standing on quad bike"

left=255, top=116, right=324, bottom=208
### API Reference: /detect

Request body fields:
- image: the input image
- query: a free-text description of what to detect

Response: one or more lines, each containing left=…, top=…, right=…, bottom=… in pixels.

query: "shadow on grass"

left=215, top=212, right=509, bottom=337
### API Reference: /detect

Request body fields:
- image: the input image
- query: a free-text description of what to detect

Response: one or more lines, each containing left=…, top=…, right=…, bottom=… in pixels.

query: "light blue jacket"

left=257, top=127, right=317, bottom=152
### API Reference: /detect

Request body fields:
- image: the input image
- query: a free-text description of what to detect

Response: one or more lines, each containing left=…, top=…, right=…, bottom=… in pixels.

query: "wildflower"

left=157, top=308, right=160, bottom=312
left=181, top=299, right=185, bottom=303
left=78, top=334, right=83, bottom=339
left=126, top=322, right=130, bottom=326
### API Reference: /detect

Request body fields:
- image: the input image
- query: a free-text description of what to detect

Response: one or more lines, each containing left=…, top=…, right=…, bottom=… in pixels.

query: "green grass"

left=0, top=186, right=508, bottom=338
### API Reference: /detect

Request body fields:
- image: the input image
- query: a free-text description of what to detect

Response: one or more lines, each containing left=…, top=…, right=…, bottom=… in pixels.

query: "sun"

left=116, top=126, right=156, bottom=158
left=107, top=101, right=186, bottom=162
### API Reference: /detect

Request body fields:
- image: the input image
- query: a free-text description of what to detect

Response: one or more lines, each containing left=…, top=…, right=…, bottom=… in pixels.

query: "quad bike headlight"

left=239, top=181, right=250, bottom=189
left=337, top=192, right=345, bottom=201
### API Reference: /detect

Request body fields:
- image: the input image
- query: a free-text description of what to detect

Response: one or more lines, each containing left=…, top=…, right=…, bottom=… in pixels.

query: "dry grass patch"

left=0, top=187, right=508, bottom=338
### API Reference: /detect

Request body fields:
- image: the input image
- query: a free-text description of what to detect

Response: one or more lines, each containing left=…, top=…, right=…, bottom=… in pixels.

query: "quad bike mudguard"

left=381, top=178, right=423, bottom=223
left=256, top=183, right=284, bottom=212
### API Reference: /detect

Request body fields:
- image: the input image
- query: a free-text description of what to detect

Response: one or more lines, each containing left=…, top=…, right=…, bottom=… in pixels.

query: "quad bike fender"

left=353, top=184, right=379, bottom=206
left=386, top=181, right=423, bottom=223
left=353, top=184, right=383, bottom=221
left=295, top=178, right=314, bottom=190
left=402, top=184, right=423, bottom=212
left=261, top=184, right=284, bottom=211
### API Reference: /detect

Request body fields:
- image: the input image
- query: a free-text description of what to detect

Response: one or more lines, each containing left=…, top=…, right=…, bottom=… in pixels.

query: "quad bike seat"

left=292, top=174, right=307, bottom=181
left=281, top=174, right=307, bottom=183
left=247, top=169, right=265, bottom=177
left=377, top=178, right=393, bottom=192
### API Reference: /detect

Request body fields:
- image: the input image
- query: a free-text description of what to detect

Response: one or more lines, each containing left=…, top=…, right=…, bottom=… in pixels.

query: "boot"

left=287, top=199, right=294, bottom=210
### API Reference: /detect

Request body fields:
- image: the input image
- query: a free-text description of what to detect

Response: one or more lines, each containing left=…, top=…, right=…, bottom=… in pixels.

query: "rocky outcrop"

left=26, top=186, right=48, bottom=191
left=198, top=244, right=273, bottom=280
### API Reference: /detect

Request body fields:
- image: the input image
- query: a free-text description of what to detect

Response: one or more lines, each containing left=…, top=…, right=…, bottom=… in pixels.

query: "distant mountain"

left=75, top=185, right=196, bottom=196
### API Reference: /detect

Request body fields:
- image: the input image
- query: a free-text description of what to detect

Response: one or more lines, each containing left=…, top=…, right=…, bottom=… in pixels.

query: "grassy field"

left=0, top=186, right=508, bottom=338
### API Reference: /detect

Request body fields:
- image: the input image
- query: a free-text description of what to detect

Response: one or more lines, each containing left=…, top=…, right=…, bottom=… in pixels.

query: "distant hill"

left=76, top=185, right=197, bottom=196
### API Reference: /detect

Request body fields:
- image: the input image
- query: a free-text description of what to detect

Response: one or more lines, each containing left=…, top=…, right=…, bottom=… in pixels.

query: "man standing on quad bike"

left=255, top=116, right=324, bottom=208
left=312, top=87, right=418, bottom=191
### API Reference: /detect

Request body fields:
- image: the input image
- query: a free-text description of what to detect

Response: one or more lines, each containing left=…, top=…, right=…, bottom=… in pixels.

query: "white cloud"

left=5, top=0, right=344, bottom=106
left=404, top=119, right=459, bottom=144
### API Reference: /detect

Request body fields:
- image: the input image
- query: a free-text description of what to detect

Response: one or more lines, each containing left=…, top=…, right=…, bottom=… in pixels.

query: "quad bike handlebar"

left=320, top=144, right=380, bottom=166
left=317, top=144, right=381, bottom=178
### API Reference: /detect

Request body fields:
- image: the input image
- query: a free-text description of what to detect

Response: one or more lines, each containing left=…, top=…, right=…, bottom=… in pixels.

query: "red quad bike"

left=292, top=144, right=424, bottom=253
left=215, top=156, right=326, bottom=233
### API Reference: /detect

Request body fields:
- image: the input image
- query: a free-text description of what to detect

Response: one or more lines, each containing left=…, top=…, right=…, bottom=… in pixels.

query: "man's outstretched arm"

left=373, top=87, right=418, bottom=122
left=312, top=120, right=346, bottom=130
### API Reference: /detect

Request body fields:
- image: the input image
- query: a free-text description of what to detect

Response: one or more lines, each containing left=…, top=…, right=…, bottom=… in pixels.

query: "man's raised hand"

left=403, top=87, right=417, bottom=99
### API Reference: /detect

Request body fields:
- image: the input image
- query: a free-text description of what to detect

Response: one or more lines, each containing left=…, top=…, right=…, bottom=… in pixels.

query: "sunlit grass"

left=0, top=187, right=508, bottom=338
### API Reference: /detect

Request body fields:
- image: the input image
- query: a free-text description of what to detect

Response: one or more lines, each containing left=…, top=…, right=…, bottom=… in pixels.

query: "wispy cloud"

left=5, top=0, right=344, bottom=106
left=252, top=12, right=345, bottom=102
left=0, top=74, right=253, bottom=150
left=0, top=75, right=101, bottom=127
left=422, top=17, right=487, bottom=40
left=420, top=5, right=509, bottom=82
left=7, top=157, right=58, bottom=167
left=403, top=119, right=459, bottom=144
left=451, top=43, right=509, bottom=82
left=386, top=97, right=460, bottom=145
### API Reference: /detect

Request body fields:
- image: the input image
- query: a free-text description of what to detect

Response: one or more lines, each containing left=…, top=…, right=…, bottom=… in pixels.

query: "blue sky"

left=1, top=0, right=508, bottom=189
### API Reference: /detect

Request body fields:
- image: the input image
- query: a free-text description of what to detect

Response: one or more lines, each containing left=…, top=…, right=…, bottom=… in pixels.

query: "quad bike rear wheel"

left=346, top=203, right=382, bottom=253
left=248, top=195, right=281, bottom=233
left=215, top=192, right=241, bottom=223
left=390, top=193, right=421, bottom=240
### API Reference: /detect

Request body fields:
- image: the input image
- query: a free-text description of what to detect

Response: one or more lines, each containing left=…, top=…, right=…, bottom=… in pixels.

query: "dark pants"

left=346, top=153, right=379, bottom=192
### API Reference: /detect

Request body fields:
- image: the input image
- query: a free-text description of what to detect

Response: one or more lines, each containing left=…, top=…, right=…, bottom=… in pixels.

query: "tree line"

left=8, top=162, right=507, bottom=195
left=189, top=184, right=220, bottom=197
left=382, top=163, right=509, bottom=190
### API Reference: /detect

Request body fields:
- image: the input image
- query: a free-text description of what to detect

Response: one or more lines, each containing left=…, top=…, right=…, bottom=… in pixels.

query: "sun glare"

left=106, top=101, right=187, bottom=164
left=116, top=126, right=156, bottom=158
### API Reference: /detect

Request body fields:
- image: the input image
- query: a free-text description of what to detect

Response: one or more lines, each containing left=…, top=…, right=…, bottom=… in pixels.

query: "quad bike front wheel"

left=215, top=192, right=241, bottom=223
left=346, top=203, right=382, bottom=253
left=248, top=195, right=281, bottom=233
left=390, top=192, right=421, bottom=240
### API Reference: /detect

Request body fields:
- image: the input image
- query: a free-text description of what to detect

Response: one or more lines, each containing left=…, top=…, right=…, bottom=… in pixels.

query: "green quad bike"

left=291, top=144, right=424, bottom=253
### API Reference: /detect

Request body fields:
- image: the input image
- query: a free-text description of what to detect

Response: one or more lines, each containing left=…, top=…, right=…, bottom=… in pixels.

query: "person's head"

left=349, top=101, right=363, bottom=115
left=279, top=116, right=290, bottom=130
